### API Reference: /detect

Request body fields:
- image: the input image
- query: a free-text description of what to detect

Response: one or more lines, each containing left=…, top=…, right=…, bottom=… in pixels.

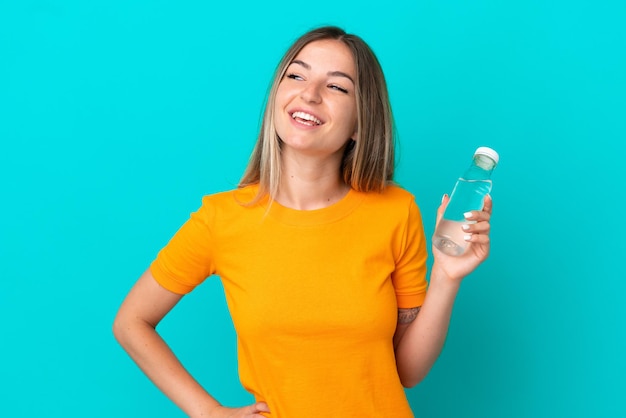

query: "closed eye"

left=329, top=84, right=349, bottom=94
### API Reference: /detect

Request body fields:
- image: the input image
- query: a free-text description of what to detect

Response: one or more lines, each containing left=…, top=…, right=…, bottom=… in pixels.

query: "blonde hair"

left=239, top=26, right=395, bottom=201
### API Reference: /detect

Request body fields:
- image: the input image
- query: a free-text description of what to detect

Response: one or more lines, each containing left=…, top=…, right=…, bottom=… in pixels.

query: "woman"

left=113, top=26, right=493, bottom=418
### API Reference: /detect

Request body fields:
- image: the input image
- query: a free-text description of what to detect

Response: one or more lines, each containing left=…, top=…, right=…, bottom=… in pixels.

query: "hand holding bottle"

left=432, top=193, right=492, bottom=283
left=433, top=147, right=498, bottom=256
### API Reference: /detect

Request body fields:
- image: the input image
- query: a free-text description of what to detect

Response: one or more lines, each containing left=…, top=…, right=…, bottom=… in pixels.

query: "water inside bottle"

left=433, top=178, right=492, bottom=256
left=433, top=219, right=468, bottom=256
left=443, top=178, right=492, bottom=221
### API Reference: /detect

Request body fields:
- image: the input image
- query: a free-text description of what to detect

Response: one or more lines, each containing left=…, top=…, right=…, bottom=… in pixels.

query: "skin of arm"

left=112, top=270, right=271, bottom=417
left=112, top=269, right=221, bottom=416
left=393, top=195, right=493, bottom=388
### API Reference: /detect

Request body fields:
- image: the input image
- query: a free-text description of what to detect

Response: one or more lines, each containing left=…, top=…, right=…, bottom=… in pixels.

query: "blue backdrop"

left=1, top=1, right=625, bottom=416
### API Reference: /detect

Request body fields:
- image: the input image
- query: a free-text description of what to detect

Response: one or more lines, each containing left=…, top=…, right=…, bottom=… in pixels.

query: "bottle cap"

left=474, top=147, right=499, bottom=165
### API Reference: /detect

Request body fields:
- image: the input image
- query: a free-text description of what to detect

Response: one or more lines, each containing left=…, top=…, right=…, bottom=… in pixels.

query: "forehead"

left=291, top=39, right=356, bottom=75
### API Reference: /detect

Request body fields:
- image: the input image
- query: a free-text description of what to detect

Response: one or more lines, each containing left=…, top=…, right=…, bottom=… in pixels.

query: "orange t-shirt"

left=151, top=184, right=428, bottom=417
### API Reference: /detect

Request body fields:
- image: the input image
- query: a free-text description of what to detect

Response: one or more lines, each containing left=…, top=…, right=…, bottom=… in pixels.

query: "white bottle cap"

left=474, top=147, right=499, bottom=165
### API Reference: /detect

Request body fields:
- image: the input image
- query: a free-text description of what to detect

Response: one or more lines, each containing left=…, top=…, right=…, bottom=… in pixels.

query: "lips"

left=290, top=110, right=323, bottom=126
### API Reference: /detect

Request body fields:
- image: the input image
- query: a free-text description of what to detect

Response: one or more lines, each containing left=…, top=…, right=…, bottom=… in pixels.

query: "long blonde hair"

left=239, top=26, right=395, bottom=201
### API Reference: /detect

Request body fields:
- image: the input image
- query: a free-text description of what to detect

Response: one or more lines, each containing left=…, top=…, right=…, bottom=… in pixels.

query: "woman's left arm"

left=393, top=195, right=493, bottom=388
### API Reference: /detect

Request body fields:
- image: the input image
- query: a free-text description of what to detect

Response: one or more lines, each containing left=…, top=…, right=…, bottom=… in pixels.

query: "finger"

left=242, top=402, right=270, bottom=416
left=241, top=403, right=263, bottom=415
left=463, top=194, right=493, bottom=222
left=463, top=225, right=491, bottom=241
left=435, top=194, right=449, bottom=225
left=462, top=219, right=491, bottom=235
left=253, top=402, right=270, bottom=412
left=248, top=401, right=271, bottom=417
left=464, top=232, right=491, bottom=246
left=464, top=208, right=491, bottom=223
left=483, top=194, right=493, bottom=214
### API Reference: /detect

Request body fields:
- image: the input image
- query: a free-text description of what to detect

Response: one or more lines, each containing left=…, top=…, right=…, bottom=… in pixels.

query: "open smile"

left=290, top=111, right=323, bottom=127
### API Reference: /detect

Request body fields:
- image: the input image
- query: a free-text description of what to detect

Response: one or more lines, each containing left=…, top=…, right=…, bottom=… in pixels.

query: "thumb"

left=255, top=402, right=270, bottom=412
left=248, top=402, right=270, bottom=413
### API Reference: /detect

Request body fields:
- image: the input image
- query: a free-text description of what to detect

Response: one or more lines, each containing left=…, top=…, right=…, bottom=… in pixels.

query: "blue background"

left=1, top=0, right=625, bottom=416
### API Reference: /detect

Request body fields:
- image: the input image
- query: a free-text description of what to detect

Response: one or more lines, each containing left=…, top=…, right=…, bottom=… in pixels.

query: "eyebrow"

left=291, top=59, right=355, bottom=84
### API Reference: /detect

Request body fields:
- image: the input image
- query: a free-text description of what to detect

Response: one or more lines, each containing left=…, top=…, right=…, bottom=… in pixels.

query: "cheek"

left=348, top=108, right=359, bottom=133
left=272, top=98, right=289, bottom=138
left=274, top=81, right=294, bottom=104
left=273, top=90, right=287, bottom=119
left=273, top=87, right=293, bottom=120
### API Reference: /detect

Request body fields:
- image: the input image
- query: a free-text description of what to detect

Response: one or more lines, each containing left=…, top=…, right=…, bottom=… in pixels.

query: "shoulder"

left=193, top=184, right=262, bottom=223
left=382, top=184, right=417, bottom=202
left=199, top=184, right=261, bottom=208
left=377, top=184, right=425, bottom=223
left=352, top=185, right=424, bottom=228
left=361, top=184, right=418, bottom=209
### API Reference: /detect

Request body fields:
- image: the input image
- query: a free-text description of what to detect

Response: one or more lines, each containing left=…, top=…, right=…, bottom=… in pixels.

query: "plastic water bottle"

left=433, top=147, right=499, bottom=256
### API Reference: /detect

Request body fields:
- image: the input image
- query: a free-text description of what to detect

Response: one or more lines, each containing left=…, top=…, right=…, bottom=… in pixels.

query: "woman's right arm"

left=112, top=269, right=269, bottom=418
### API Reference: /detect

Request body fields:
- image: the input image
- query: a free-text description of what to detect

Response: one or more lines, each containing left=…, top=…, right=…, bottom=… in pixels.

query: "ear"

left=350, top=127, right=358, bottom=141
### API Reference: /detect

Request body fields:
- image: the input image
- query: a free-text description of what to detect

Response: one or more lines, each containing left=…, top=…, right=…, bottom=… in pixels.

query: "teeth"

left=292, top=111, right=321, bottom=125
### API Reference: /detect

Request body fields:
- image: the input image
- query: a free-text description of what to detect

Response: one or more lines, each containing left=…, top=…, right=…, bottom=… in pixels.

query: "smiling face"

left=273, top=39, right=358, bottom=160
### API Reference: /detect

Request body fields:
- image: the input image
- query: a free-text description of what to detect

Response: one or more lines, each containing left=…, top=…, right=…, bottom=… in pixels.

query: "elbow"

left=112, top=313, right=124, bottom=343
left=112, top=311, right=131, bottom=345
left=399, top=372, right=425, bottom=389
left=397, top=362, right=431, bottom=388
left=400, top=378, right=417, bottom=389
left=112, top=310, right=156, bottom=349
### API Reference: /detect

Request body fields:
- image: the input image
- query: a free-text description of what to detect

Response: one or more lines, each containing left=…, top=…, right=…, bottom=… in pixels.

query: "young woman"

left=113, top=26, right=493, bottom=418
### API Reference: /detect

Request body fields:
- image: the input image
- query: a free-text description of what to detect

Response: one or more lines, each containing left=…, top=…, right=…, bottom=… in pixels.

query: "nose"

left=300, top=81, right=322, bottom=104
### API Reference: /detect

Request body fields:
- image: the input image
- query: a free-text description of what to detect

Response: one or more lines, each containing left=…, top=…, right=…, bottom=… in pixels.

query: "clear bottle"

left=433, top=147, right=499, bottom=256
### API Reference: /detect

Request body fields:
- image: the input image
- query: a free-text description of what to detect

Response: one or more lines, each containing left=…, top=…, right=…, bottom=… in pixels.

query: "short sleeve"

left=150, top=198, right=217, bottom=294
left=391, top=198, right=429, bottom=308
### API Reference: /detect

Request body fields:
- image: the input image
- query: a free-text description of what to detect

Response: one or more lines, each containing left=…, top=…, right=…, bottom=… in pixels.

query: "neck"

left=275, top=151, right=350, bottom=210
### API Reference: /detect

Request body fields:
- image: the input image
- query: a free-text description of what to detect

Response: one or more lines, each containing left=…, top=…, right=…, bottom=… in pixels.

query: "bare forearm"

left=395, top=265, right=461, bottom=387
left=113, top=318, right=219, bottom=417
